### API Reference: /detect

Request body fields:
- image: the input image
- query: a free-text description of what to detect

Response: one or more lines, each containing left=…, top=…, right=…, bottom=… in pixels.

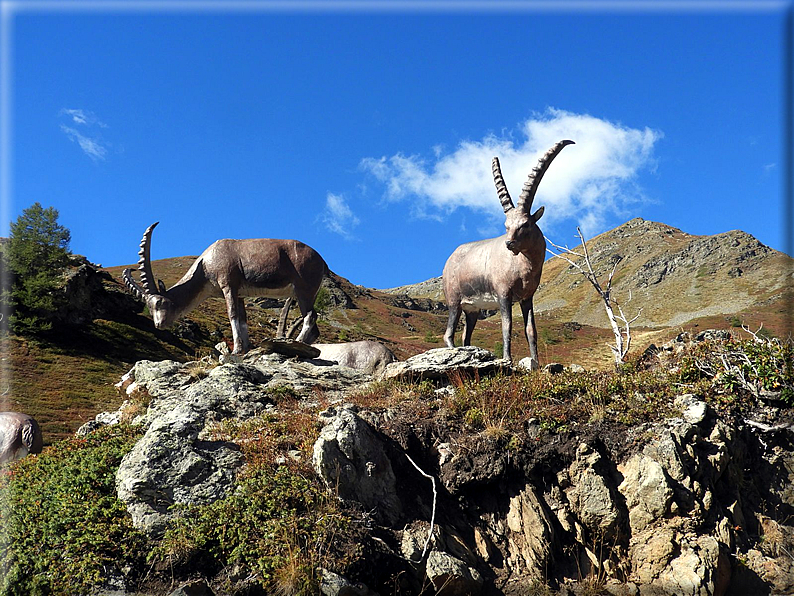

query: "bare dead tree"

left=545, top=227, right=642, bottom=366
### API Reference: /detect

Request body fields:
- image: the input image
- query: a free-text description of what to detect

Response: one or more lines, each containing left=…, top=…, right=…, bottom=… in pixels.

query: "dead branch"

left=404, top=453, right=437, bottom=563
left=546, top=227, right=642, bottom=366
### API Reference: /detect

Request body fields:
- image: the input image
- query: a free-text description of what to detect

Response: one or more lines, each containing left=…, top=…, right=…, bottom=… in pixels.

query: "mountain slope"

left=538, top=218, right=792, bottom=329
left=385, top=218, right=793, bottom=337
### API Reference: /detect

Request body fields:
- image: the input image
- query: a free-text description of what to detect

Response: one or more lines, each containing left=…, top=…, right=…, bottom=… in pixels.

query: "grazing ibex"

left=0, top=412, right=43, bottom=465
left=443, top=140, right=575, bottom=368
left=123, top=223, right=328, bottom=354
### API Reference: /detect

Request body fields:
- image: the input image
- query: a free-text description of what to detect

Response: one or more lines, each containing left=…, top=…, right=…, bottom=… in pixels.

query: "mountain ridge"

left=380, top=217, right=793, bottom=332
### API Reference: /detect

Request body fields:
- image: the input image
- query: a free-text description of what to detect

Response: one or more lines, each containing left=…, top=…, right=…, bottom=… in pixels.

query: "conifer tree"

left=4, top=203, right=71, bottom=334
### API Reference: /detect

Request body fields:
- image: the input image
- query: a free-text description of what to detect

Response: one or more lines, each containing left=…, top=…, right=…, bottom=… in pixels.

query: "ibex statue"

left=0, top=412, right=43, bottom=465
left=443, top=140, right=574, bottom=368
left=123, top=223, right=328, bottom=354
left=313, top=340, right=397, bottom=378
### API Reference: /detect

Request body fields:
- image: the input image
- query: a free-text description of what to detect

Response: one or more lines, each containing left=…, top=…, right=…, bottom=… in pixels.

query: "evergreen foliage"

left=0, top=425, right=145, bottom=595
left=3, top=203, right=72, bottom=334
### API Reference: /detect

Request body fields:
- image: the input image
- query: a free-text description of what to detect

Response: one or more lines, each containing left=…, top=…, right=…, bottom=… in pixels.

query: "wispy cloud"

left=59, top=108, right=110, bottom=161
left=60, top=108, right=106, bottom=128
left=360, top=108, right=662, bottom=238
left=321, top=193, right=360, bottom=239
left=60, top=125, right=108, bottom=161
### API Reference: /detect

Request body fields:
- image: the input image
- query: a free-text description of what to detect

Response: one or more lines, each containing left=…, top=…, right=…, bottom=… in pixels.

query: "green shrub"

left=678, top=335, right=793, bottom=404
left=0, top=425, right=144, bottom=595
left=424, top=330, right=440, bottom=344
left=152, top=465, right=349, bottom=594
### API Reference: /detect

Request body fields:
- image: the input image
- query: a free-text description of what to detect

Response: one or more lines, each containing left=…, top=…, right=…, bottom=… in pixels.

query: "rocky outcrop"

left=311, top=396, right=794, bottom=595
left=108, top=353, right=372, bottom=537
left=58, top=256, right=142, bottom=325
left=90, top=340, right=794, bottom=594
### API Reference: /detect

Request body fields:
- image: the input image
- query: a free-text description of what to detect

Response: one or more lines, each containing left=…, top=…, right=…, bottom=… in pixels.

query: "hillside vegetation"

left=5, top=217, right=793, bottom=444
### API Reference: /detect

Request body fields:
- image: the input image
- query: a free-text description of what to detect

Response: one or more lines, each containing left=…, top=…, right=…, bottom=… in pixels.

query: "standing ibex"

left=0, top=412, right=43, bottom=465
left=443, top=140, right=574, bottom=368
left=123, top=223, right=328, bottom=354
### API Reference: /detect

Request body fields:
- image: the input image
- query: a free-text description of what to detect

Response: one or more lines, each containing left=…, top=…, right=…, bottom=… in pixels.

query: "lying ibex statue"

left=123, top=223, right=328, bottom=354
left=313, top=340, right=397, bottom=378
left=0, top=412, right=43, bottom=465
left=443, top=140, right=574, bottom=367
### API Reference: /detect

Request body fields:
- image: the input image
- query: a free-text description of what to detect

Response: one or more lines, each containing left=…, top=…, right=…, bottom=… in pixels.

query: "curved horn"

left=137, top=222, right=161, bottom=295
left=517, top=140, right=575, bottom=212
left=122, top=268, right=146, bottom=300
left=492, top=157, right=514, bottom=213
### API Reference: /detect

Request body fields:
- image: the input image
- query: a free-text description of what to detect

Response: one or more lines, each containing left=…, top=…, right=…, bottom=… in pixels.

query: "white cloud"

left=60, top=108, right=106, bottom=128
left=59, top=109, right=110, bottom=161
left=60, top=125, right=108, bottom=161
left=322, top=193, right=360, bottom=239
left=360, top=108, right=662, bottom=238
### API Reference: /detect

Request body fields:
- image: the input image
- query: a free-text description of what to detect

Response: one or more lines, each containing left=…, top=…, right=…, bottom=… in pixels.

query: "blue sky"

left=2, top=1, right=790, bottom=289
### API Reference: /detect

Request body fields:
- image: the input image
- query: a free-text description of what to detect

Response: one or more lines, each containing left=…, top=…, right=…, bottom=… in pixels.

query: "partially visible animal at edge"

left=312, top=340, right=397, bottom=378
left=0, top=412, right=43, bottom=465
left=442, top=139, right=575, bottom=368
left=123, top=223, right=328, bottom=354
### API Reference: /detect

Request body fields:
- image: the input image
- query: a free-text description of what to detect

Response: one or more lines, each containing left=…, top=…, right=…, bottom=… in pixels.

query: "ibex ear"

left=158, top=279, right=167, bottom=294
left=531, top=206, right=545, bottom=223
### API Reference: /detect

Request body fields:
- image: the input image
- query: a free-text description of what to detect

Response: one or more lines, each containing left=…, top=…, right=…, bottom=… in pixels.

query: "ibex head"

left=493, top=139, right=575, bottom=255
left=122, top=222, right=178, bottom=329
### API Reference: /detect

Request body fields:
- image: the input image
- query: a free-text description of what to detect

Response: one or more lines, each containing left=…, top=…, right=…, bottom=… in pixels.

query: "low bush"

left=0, top=425, right=144, bottom=596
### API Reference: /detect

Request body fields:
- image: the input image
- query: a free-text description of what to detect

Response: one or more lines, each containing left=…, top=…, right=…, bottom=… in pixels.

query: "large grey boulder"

left=115, top=353, right=375, bottom=537
left=312, top=405, right=403, bottom=525
left=382, top=346, right=507, bottom=381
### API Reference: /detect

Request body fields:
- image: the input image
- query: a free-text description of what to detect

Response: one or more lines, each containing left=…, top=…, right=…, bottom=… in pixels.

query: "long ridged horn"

left=517, top=140, right=575, bottom=212
left=122, top=267, right=145, bottom=300
left=492, top=157, right=514, bottom=213
left=137, top=222, right=161, bottom=295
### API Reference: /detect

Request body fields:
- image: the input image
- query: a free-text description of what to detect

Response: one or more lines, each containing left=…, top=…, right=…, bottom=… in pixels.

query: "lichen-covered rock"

left=114, top=353, right=375, bottom=537
left=565, top=443, right=623, bottom=539
left=425, top=550, right=483, bottom=596
left=618, top=453, right=674, bottom=533
left=382, top=346, right=507, bottom=381
left=319, top=568, right=380, bottom=596
left=312, top=405, right=403, bottom=525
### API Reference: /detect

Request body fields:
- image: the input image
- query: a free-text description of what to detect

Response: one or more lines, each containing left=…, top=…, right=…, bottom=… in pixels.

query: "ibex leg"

left=462, top=311, right=478, bottom=346
left=499, top=295, right=513, bottom=362
left=222, top=287, right=250, bottom=354
left=294, top=294, right=320, bottom=344
left=444, top=303, right=462, bottom=348
left=277, top=296, right=294, bottom=338
left=520, top=298, right=539, bottom=370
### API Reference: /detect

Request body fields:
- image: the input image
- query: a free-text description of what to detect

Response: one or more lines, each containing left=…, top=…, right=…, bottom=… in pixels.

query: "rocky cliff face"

left=312, top=400, right=793, bottom=595
left=81, top=336, right=794, bottom=596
